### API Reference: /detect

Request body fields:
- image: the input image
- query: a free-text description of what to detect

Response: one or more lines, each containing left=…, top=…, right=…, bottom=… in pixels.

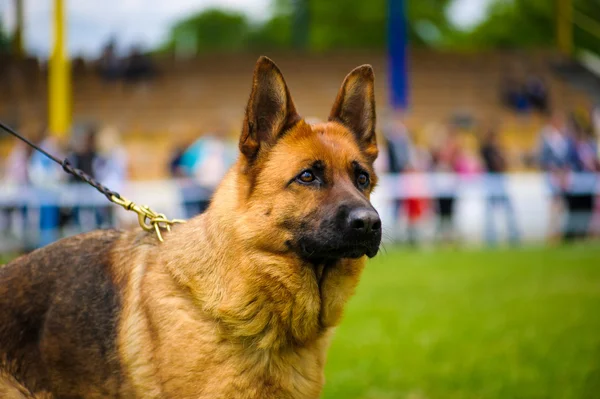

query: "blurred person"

left=593, top=104, right=600, bottom=157
left=94, top=126, right=127, bottom=192
left=67, top=125, right=99, bottom=178
left=538, top=111, right=570, bottom=241
left=454, top=137, right=482, bottom=176
left=373, top=132, right=390, bottom=176
left=182, top=134, right=231, bottom=188
left=94, top=126, right=128, bottom=227
left=169, top=145, right=188, bottom=178
left=500, top=74, right=529, bottom=113
left=403, top=146, right=432, bottom=247
left=64, top=125, right=101, bottom=232
left=168, top=135, right=204, bottom=218
left=382, top=111, right=414, bottom=237
left=563, top=116, right=598, bottom=241
left=2, top=140, right=34, bottom=247
left=28, top=129, right=67, bottom=247
left=540, top=112, right=571, bottom=170
left=177, top=134, right=233, bottom=217
left=480, top=128, right=520, bottom=245
left=592, top=104, right=600, bottom=236
left=4, top=140, right=33, bottom=185
left=430, top=125, right=462, bottom=244
left=123, top=45, right=155, bottom=83
left=384, top=113, right=413, bottom=174
left=168, top=128, right=197, bottom=179
left=524, top=74, right=549, bottom=114
left=98, top=38, right=122, bottom=82
left=370, top=129, right=392, bottom=241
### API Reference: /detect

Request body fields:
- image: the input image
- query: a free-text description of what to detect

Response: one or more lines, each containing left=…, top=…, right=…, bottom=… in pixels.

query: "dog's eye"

left=297, top=170, right=316, bottom=184
left=357, top=172, right=370, bottom=188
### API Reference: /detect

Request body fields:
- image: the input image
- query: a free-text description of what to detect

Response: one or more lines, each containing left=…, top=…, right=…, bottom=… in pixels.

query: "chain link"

left=110, top=195, right=186, bottom=242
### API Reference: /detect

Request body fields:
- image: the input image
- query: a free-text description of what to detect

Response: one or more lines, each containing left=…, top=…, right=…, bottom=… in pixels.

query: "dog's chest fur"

left=113, top=222, right=334, bottom=398
left=120, top=264, right=330, bottom=398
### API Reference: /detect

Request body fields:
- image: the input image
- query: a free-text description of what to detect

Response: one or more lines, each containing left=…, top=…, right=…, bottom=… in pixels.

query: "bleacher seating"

left=0, top=50, right=593, bottom=179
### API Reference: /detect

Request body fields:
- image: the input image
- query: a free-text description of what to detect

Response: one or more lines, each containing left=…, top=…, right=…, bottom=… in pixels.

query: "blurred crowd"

left=0, top=119, right=243, bottom=250
left=97, top=39, right=156, bottom=83
left=378, top=105, right=600, bottom=246
left=1, top=123, right=128, bottom=249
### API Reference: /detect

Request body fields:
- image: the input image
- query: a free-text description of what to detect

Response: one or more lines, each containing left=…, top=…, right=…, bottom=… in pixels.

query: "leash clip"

left=110, top=195, right=186, bottom=242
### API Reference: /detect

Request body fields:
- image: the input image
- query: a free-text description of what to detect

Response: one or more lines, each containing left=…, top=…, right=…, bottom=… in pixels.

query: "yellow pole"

left=49, top=0, right=71, bottom=138
left=556, top=0, right=573, bottom=55
left=13, top=0, right=25, bottom=58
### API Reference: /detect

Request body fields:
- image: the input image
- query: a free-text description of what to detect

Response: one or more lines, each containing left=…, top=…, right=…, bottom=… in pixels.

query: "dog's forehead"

left=276, top=121, right=365, bottom=168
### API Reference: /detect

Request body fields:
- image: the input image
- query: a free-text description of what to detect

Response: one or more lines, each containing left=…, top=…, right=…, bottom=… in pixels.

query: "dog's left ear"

left=239, top=56, right=301, bottom=162
left=329, top=65, right=378, bottom=162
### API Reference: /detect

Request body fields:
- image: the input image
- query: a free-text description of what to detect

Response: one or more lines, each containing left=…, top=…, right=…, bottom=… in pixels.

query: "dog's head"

left=236, top=56, right=381, bottom=262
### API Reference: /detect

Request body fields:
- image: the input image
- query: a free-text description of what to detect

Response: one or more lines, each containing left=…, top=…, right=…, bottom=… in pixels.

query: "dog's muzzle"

left=298, top=207, right=382, bottom=260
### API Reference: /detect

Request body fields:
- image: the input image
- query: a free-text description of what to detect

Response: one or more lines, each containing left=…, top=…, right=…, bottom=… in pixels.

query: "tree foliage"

left=161, top=0, right=456, bottom=54
left=0, top=19, right=10, bottom=53
left=164, top=9, right=249, bottom=54
left=572, top=0, right=600, bottom=54
left=451, top=0, right=600, bottom=54
left=160, top=0, right=600, bottom=55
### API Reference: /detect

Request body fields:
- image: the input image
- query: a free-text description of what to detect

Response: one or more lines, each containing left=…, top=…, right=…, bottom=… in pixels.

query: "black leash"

left=0, top=120, right=184, bottom=241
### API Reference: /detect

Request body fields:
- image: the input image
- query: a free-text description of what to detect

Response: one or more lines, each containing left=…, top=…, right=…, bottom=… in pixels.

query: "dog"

left=0, top=56, right=381, bottom=398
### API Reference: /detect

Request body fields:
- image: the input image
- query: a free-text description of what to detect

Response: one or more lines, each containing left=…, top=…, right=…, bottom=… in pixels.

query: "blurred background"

left=0, top=0, right=599, bottom=397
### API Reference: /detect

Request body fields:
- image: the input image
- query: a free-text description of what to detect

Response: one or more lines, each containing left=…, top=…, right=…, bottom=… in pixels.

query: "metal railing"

left=0, top=173, right=598, bottom=252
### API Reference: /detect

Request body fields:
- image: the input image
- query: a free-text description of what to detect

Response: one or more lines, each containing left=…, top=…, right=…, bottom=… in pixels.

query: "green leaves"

left=159, top=0, right=456, bottom=54
left=158, top=0, right=600, bottom=54
left=0, top=20, right=10, bottom=54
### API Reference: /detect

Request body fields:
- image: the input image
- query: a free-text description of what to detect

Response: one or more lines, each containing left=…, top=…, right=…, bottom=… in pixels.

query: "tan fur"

left=0, top=369, right=52, bottom=399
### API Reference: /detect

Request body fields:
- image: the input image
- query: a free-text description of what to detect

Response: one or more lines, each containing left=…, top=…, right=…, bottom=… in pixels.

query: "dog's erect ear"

left=329, top=65, right=378, bottom=161
left=239, top=56, right=301, bottom=161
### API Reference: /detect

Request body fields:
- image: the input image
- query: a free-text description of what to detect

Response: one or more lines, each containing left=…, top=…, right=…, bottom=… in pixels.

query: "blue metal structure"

left=388, top=0, right=409, bottom=110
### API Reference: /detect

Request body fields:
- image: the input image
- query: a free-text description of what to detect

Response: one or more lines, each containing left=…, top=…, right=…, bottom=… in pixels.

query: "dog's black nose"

left=347, top=208, right=381, bottom=234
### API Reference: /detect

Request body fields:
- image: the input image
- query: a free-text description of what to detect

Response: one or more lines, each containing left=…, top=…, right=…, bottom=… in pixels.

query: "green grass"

left=323, top=244, right=600, bottom=399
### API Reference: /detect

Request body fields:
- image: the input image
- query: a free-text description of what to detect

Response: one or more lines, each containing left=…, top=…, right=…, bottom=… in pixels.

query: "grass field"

left=323, top=244, right=600, bottom=399
left=2, top=245, right=599, bottom=398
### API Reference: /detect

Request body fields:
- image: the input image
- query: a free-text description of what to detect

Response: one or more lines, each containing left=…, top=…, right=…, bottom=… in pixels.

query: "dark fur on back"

left=0, top=230, right=123, bottom=397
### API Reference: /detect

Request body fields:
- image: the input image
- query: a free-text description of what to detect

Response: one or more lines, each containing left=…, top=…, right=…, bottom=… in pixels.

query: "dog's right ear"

left=239, top=56, right=300, bottom=162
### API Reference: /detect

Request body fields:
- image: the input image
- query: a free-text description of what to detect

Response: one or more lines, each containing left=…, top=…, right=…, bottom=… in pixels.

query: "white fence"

left=1, top=173, right=598, bottom=252
left=374, top=173, right=599, bottom=245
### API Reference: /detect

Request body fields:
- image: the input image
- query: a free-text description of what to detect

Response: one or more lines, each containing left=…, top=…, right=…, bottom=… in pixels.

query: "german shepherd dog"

left=0, top=56, right=381, bottom=398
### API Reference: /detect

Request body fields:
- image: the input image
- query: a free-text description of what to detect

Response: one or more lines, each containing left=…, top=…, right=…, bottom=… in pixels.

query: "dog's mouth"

left=298, top=239, right=380, bottom=261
